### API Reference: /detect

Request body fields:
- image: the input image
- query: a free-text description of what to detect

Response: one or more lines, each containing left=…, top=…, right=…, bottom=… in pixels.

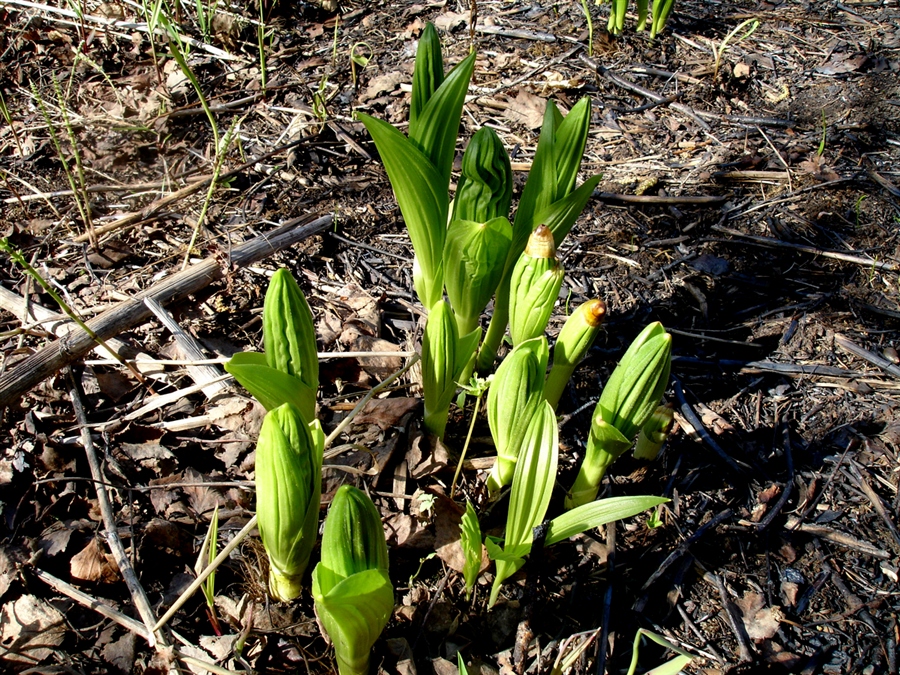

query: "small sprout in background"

left=196, top=506, right=221, bottom=635
left=459, top=501, right=483, bottom=601
left=633, top=405, right=675, bottom=461
left=566, top=322, right=672, bottom=509
left=544, top=298, right=607, bottom=410
left=508, top=224, right=564, bottom=347
left=255, top=403, right=324, bottom=602
left=312, top=485, right=393, bottom=675
left=625, top=628, right=694, bottom=675
left=486, top=337, right=549, bottom=495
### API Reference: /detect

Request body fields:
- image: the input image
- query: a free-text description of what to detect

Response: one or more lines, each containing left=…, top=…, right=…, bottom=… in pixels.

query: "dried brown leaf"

left=0, top=594, right=66, bottom=664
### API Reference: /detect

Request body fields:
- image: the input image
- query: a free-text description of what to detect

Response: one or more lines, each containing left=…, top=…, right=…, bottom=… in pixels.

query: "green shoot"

left=712, top=19, right=760, bottom=79
left=197, top=506, right=219, bottom=608
left=162, top=17, right=220, bottom=151
left=459, top=501, right=483, bottom=601
left=181, top=116, right=240, bottom=271
left=579, top=0, right=594, bottom=56
left=0, top=92, right=25, bottom=158
left=350, top=42, right=372, bottom=89
left=818, top=109, right=827, bottom=157
left=258, top=1, right=268, bottom=96
left=625, top=629, right=694, bottom=675
left=196, top=507, right=222, bottom=634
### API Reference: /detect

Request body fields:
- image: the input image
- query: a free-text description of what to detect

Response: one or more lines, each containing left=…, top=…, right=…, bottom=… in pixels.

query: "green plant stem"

left=181, top=118, right=239, bottom=270
left=32, top=81, right=95, bottom=249
left=450, top=390, right=483, bottom=498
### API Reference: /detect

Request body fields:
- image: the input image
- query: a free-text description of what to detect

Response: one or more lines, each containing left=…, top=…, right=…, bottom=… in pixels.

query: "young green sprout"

left=312, top=485, right=393, bottom=675
left=544, top=298, right=607, bottom=410
left=566, top=322, right=672, bottom=509
left=459, top=501, right=483, bottom=601
left=225, top=268, right=318, bottom=420
left=508, top=225, right=565, bottom=346
left=486, top=337, right=549, bottom=495
left=633, top=405, right=675, bottom=461
left=255, top=402, right=324, bottom=601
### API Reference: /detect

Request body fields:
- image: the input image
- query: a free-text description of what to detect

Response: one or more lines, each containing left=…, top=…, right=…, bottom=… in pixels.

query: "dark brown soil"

left=0, top=0, right=898, bottom=674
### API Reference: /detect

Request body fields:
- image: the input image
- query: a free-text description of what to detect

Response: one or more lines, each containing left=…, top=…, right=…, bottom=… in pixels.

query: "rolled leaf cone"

left=566, top=323, right=672, bottom=509
left=263, top=268, right=319, bottom=394
left=255, top=403, right=324, bottom=601
left=636, top=0, right=649, bottom=30
left=312, top=485, right=393, bottom=675
left=444, top=217, right=512, bottom=336
left=489, top=400, right=558, bottom=606
left=486, top=337, right=549, bottom=494
left=452, top=126, right=513, bottom=224
left=545, top=299, right=607, bottom=410
left=410, top=23, right=443, bottom=128
left=508, top=225, right=563, bottom=346
left=608, top=0, right=627, bottom=33
left=422, top=300, right=462, bottom=439
left=633, top=405, right=675, bottom=460
left=651, top=0, right=676, bottom=38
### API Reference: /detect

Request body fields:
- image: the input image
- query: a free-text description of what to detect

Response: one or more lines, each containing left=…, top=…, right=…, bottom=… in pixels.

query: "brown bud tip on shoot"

left=524, top=224, right=556, bottom=259
left=584, top=298, right=607, bottom=328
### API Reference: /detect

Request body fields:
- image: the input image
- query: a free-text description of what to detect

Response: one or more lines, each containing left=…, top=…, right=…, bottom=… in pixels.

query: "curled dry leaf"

left=70, top=538, right=121, bottom=584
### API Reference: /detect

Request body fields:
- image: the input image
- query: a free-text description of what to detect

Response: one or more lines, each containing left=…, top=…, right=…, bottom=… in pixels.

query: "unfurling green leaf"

left=256, top=403, right=323, bottom=601
left=459, top=501, right=483, bottom=601
left=633, top=405, right=675, bottom=460
left=359, top=113, right=447, bottom=309
left=453, top=126, right=513, bottom=224
left=545, top=298, right=607, bottom=410
left=312, top=485, right=393, bottom=675
left=224, top=351, right=317, bottom=416
left=547, top=495, right=667, bottom=545
left=489, top=400, right=558, bottom=606
left=444, top=217, right=512, bottom=336
left=422, top=300, right=463, bottom=439
left=408, top=47, right=476, bottom=190
left=508, top=225, right=564, bottom=346
left=486, top=337, right=549, bottom=494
